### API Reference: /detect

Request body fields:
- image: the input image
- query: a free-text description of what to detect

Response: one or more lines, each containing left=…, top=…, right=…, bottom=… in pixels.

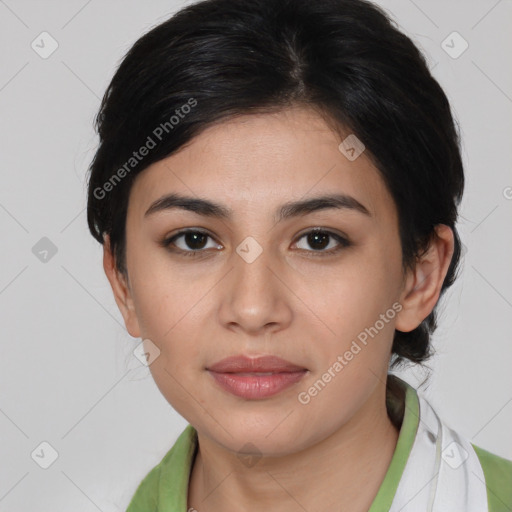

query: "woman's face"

left=111, top=106, right=410, bottom=456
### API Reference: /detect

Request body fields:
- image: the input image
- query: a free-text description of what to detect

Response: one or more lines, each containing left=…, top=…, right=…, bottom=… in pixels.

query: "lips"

left=206, top=355, right=308, bottom=399
left=207, top=355, right=307, bottom=373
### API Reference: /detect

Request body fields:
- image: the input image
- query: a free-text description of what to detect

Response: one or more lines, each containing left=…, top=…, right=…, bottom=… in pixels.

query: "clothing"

left=126, top=377, right=512, bottom=511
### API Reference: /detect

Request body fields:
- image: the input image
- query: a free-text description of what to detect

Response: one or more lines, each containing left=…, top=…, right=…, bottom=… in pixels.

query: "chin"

left=202, top=414, right=314, bottom=457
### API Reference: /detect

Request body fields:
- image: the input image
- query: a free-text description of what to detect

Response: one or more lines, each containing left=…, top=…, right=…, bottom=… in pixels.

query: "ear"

left=395, top=224, right=455, bottom=333
left=102, top=234, right=141, bottom=338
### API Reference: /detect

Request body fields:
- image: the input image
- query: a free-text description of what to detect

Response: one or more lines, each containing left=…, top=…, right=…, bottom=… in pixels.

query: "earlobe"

left=395, top=225, right=455, bottom=333
left=102, top=235, right=141, bottom=338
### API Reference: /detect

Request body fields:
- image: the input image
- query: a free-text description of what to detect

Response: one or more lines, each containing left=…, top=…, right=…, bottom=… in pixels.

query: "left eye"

left=294, top=229, right=350, bottom=254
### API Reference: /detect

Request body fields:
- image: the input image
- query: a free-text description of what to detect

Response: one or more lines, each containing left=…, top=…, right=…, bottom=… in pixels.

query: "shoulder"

left=126, top=424, right=197, bottom=511
left=126, top=462, right=160, bottom=511
left=471, top=443, right=512, bottom=512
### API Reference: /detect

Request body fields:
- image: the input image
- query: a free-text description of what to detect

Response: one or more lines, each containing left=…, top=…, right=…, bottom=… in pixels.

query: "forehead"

left=128, top=107, right=395, bottom=226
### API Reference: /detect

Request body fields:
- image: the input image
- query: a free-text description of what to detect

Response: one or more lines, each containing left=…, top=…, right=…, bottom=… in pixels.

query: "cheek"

left=316, top=253, right=395, bottom=323
left=135, top=286, right=202, bottom=361
left=127, top=247, right=201, bottom=338
left=137, top=286, right=205, bottom=415
left=302, top=249, right=399, bottom=363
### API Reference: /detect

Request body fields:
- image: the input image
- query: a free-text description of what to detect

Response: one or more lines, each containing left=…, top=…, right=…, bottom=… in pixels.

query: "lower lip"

left=208, top=370, right=307, bottom=399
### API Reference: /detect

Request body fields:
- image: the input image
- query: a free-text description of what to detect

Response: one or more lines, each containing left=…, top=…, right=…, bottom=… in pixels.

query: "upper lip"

left=207, top=355, right=307, bottom=373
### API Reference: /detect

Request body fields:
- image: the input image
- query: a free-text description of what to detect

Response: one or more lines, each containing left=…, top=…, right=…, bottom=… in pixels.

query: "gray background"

left=0, top=0, right=511, bottom=510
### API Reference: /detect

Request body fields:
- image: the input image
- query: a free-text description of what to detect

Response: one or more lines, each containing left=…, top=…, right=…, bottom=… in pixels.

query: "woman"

left=86, top=0, right=512, bottom=510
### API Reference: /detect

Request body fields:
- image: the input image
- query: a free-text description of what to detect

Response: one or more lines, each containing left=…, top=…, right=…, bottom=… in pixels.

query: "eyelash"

left=159, top=228, right=351, bottom=258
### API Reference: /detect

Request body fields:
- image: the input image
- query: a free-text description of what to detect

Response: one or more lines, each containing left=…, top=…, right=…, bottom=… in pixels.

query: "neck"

left=188, top=379, right=401, bottom=512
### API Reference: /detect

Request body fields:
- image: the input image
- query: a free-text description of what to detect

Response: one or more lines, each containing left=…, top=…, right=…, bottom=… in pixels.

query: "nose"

left=217, top=239, right=293, bottom=336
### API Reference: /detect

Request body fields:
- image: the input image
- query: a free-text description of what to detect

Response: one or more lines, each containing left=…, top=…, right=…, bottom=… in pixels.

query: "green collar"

left=368, top=377, right=419, bottom=510
left=128, top=376, right=420, bottom=511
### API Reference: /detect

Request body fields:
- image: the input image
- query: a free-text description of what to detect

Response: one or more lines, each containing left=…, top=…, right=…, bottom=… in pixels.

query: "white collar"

left=390, top=390, right=488, bottom=511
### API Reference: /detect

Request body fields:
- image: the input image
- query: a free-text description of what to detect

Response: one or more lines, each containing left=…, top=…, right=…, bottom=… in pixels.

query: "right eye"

left=160, top=229, right=222, bottom=257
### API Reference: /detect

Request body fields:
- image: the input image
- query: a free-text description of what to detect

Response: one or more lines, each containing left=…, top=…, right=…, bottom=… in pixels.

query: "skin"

left=103, top=106, right=454, bottom=511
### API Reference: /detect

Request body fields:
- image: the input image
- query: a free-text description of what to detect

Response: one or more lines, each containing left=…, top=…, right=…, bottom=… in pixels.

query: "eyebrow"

left=144, top=192, right=372, bottom=222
